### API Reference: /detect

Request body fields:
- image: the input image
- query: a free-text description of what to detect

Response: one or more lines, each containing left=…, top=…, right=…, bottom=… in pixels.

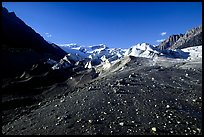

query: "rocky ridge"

left=156, top=25, right=202, bottom=50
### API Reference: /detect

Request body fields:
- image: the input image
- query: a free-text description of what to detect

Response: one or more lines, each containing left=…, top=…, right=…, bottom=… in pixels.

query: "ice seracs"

left=49, top=41, right=201, bottom=72
left=54, top=43, right=127, bottom=70
left=85, top=61, right=92, bottom=69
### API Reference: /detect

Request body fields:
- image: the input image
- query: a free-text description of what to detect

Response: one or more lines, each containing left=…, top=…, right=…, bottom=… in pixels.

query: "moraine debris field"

left=2, top=56, right=202, bottom=135
left=1, top=5, right=202, bottom=135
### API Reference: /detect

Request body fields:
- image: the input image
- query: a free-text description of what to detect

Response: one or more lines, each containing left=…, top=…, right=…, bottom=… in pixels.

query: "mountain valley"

left=1, top=7, right=202, bottom=135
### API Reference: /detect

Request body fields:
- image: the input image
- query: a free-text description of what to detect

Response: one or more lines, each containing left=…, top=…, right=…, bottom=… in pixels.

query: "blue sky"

left=2, top=2, right=202, bottom=48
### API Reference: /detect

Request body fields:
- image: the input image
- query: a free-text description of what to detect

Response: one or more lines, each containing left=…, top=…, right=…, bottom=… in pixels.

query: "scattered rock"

left=119, top=122, right=124, bottom=126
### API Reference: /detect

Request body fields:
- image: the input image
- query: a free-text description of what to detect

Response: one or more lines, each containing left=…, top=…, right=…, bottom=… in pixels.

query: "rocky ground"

left=2, top=57, right=202, bottom=135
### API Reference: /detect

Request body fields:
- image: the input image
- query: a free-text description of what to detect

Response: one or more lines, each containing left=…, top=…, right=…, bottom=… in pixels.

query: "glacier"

left=47, top=43, right=201, bottom=71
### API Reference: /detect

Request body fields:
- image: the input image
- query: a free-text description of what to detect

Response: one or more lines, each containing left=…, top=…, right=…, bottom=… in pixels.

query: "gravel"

left=2, top=57, right=202, bottom=135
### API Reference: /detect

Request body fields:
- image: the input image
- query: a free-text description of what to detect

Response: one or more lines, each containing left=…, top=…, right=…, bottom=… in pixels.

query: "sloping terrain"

left=2, top=56, right=202, bottom=135
left=1, top=7, right=76, bottom=126
left=2, top=7, right=66, bottom=78
left=2, top=60, right=99, bottom=125
left=1, top=7, right=202, bottom=135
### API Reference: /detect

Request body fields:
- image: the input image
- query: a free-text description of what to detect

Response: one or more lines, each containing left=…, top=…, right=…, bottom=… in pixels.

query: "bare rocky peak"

left=156, top=25, right=202, bottom=50
left=170, top=25, right=202, bottom=49
left=157, top=34, right=184, bottom=50
left=186, top=25, right=202, bottom=36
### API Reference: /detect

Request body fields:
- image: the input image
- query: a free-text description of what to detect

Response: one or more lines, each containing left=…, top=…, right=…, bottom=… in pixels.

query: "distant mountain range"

left=57, top=25, right=202, bottom=65
left=2, top=7, right=202, bottom=78
left=156, top=25, right=202, bottom=50
left=2, top=7, right=202, bottom=131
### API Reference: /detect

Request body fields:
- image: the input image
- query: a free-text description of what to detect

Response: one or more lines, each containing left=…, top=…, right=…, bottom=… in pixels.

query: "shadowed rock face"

left=156, top=25, right=202, bottom=50
left=2, top=7, right=66, bottom=78
left=170, top=25, right=202, bottom=49
left=157, top=34, right=184, bottom=50
left=1, top=8, right=100, bottom=126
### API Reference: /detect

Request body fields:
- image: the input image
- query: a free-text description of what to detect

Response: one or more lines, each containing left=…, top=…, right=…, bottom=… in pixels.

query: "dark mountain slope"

left=1, top=7, right=66, bottom=78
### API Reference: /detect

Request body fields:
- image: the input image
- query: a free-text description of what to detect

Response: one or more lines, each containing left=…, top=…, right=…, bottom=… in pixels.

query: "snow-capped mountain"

left=59, top=43, right=125, bottom=61
left=48, top=24, right=202, bottom=71
left=124, top=43, right=159, bottom=58
left=123, top=42, right=190, bottom=59
left=57, top=44, right=89, bottom=59
left=49, top=40, right=201, bottom=71
left=44, top=43, right=124, bottom=70
left=53, top=43, right=126, bottom=70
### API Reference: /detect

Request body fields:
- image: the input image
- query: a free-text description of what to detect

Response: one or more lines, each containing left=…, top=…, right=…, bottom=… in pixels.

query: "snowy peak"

left=124, top=43, right=157, bottom=58
left=133, top=43, right=150, bottom=50
left=58, top=43, right=125, bottom=62
left=124, top=42, right=193, bottom=60
left=59, top=43, right=108, bottom=53
left=52, top=25, right=201, bottom=71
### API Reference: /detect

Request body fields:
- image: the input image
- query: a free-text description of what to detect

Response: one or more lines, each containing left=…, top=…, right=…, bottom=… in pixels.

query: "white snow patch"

left=181, top=45, right=202, bottom=61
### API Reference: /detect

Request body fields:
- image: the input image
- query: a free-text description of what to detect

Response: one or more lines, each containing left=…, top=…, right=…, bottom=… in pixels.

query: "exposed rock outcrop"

left=157, top=34, right=184, bottom=50
left=170, top=25, right=202, bottom=49
left=156, top=25, right=202, bottom=50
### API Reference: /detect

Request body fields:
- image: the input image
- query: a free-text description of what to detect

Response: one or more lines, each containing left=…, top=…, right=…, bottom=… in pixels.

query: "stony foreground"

left=2, top=57, right=202, bottom=135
